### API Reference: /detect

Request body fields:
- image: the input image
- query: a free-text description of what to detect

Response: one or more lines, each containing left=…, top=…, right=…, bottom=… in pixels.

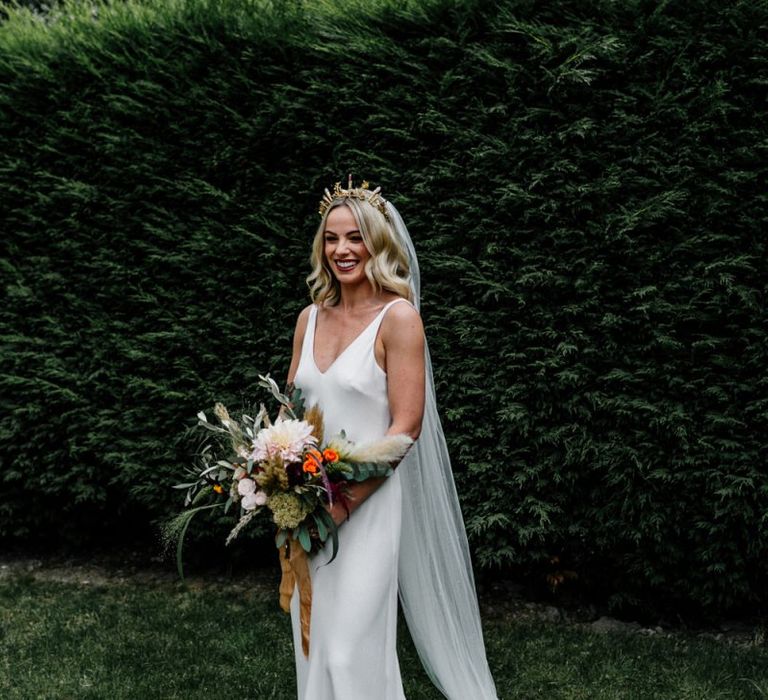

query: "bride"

left=285, top=177, right=498, bottom=700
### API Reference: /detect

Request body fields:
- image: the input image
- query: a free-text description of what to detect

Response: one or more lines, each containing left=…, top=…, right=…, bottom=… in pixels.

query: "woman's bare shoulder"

left=389, top=298, right=421, bottom=318
left=382, top=299, right=423, bottom=336
left=297, top=302, right=314, bottom=320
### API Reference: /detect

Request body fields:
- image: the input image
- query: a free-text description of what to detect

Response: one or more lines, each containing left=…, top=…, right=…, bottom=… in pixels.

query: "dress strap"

left=301, top=304, right=319, bottom=367
left=374, top=297, right=411, bottom=323
left=369, top=298, right=411, bottom=341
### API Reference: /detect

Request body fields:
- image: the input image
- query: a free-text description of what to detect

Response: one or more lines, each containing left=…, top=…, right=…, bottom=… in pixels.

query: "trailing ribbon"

left=278, top=536, right=312, bottom=657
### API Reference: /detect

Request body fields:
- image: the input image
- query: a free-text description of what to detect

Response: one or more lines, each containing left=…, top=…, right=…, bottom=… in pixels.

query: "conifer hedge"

left=1, top=0, right=765, bottom=615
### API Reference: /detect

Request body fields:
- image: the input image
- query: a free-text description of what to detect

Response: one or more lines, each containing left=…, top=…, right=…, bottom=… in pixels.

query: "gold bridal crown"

left=318, top=174, right=390, bottom=221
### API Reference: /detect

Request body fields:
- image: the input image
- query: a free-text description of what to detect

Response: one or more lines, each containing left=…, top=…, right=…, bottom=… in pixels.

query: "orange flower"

left=303, top=457, right=318, bottom=474
left=322, top=448, right=339, bottom=463
left=306, top=448, right=322, bottom=462
left=213, top=484, right=224, bottom=494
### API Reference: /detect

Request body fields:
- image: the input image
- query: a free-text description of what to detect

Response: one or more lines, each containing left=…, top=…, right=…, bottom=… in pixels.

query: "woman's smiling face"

left=324, top=204, right=371, bottom=284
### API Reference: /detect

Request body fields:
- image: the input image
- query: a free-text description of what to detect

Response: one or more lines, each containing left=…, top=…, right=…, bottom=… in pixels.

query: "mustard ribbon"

left=278, top=536, right=312, bottom=657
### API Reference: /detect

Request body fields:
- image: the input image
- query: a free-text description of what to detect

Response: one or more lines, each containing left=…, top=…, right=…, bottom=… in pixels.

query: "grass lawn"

left=0, top=577, right=766, bottom=699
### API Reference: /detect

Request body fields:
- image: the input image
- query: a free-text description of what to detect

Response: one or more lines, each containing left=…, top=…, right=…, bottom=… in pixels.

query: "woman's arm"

left=286, top=304, right=313, bottom=387
left=383, top=302, right=426, bottom=442
left=327, top=302, right=426, bottom=525
left=279, top=304, right=313, bottom=420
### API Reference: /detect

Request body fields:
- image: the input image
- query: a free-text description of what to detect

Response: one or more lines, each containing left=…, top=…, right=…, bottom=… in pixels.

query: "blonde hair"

left=306, top=193, right=412, bottom=306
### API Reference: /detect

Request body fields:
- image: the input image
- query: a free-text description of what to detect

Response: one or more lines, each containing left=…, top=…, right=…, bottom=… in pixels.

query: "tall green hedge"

left=1, top=0, right=765, bottom=616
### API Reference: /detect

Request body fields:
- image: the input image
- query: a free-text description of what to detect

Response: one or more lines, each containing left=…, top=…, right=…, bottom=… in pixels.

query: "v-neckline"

left=311, top=301, right=393, bottom=376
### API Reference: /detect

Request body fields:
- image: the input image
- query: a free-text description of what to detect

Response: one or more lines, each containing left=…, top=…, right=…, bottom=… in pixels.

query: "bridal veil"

left=385, top=200, right=499, bottom=700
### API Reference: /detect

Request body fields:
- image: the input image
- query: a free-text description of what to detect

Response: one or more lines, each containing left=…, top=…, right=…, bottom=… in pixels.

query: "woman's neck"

left=334, top=283, right=390, bottom=313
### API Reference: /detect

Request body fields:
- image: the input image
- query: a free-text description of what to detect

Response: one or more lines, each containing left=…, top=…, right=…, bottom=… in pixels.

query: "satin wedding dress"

left=290, top=298, right=409, bottom=700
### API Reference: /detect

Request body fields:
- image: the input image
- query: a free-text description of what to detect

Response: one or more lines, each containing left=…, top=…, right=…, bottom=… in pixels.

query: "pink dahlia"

left=249, top=418, right=317, bottom=464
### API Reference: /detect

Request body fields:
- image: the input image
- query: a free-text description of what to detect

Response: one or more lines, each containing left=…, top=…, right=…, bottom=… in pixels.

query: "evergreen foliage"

left=1, top=0, right=765, bottom=615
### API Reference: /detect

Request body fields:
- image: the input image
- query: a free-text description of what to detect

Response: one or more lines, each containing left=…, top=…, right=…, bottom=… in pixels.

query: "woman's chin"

left=334, top=271, right=365, bottom=285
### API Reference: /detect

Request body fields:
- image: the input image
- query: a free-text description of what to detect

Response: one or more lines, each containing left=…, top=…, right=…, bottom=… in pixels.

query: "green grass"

left=0, top=578, right=766, bottom=699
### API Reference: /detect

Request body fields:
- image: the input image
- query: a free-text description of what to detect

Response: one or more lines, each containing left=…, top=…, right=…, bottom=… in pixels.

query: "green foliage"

left=1, top=0, right=766, bottom=615
left=338, top=461, right=394, bottom=481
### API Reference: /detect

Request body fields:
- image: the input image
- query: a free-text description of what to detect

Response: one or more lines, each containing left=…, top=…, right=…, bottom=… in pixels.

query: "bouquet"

left=164, top=374, right=413, bottom=655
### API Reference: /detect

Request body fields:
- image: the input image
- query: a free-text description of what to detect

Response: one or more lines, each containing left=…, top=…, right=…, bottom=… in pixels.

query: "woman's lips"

left=335, top=260, right=358, bottom=272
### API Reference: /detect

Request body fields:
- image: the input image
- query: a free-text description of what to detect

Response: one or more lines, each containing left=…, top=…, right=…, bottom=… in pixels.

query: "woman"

left=285, top=178, right=498, bottom=700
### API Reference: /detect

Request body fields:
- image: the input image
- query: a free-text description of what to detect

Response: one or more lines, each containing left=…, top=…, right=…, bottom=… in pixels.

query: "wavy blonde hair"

left=306, top=193, right=412, bottom=306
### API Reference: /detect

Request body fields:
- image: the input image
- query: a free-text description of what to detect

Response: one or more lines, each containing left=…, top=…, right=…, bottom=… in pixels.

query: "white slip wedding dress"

left=290, top=298, right=410, bottom=700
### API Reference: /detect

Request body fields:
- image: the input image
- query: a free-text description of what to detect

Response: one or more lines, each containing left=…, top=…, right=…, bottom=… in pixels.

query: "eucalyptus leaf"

left=334, top=461, right=354, bottom=476
left=258, top=373, right=291, bottom=407
left=200, top=464, right=220, bottom=477
left=297, top=525, right=311, bottom=552
left=197, top=419, right=228, bottom=433
left=345, top=462, right=393, bottom=481
left=314, top=512, right=328, bottom=541
left=288, top=386, right=305, bottom=417
left=321, top=510, right=339, bottom=565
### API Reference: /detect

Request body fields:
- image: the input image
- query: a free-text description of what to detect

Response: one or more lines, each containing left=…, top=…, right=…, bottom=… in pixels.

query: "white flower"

left=249, top=418, right=317, bottom=464
left=242, top=489, right=267, bottom=511
left=238, top=478, right=256, bottom=496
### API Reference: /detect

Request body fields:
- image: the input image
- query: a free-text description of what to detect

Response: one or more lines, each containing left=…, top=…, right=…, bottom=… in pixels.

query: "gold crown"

left=318, top=174, right=390, bottom=221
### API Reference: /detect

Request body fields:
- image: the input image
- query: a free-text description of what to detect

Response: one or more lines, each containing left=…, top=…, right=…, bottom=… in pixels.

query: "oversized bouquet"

left=164, top=374, right=412, bottom=655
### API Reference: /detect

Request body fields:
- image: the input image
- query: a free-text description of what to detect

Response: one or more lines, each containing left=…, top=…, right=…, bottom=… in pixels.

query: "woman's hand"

left=325, top=500, right=349, bottom=527
left=324, top=476, right=387, bottom=526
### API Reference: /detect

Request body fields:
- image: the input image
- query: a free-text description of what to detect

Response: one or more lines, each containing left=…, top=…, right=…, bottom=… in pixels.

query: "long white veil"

left=385, top=200, right=499, bottom=699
